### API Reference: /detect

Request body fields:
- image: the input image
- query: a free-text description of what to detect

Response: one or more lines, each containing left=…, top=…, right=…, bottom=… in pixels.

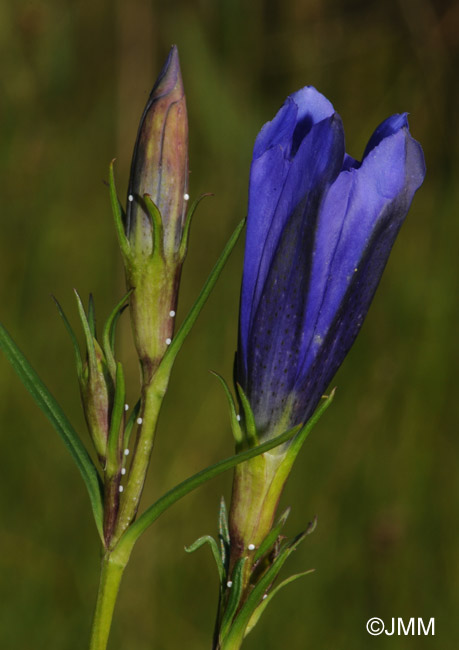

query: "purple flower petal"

left=362, top=113, right=408, bottom=159
left=291, top=123, right=425, bottom=425
left=239, top=92, right=341, bottom=379
left=240, top=115, right=345, bottom=430
left=237, top=89, right=426, bottom=439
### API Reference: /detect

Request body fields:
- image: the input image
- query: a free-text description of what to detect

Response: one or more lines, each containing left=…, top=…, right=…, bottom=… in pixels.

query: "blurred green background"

left=1, top=0, right=458, bottom=648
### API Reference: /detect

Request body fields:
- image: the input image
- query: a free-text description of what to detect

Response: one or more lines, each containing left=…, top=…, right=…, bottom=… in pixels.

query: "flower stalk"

left=87, top=45, right=247, bottom=650
left=227, top=452, right=292, bottom=587
left=111, top=372, right=166, bottom=542
left=89, top=554, right=127, bottom=650
left=89, top=45, right=191, bottom=649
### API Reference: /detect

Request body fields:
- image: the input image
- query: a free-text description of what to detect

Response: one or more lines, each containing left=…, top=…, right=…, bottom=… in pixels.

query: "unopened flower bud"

left=120, top=46, right=189, bottom=378
left=126, top=44, right=188, bottom=259
left=80, top=338, right=112, bottom=462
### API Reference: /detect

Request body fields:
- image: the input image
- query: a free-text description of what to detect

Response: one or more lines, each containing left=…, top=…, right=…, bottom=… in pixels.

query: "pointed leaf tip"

left=179, top=192, right=215, bottom=260
left=236, top=383, right=259, bottom=447
left=184, top=535, right=224, bottom=584
left=210, top=371, right=243, bottom=446
left=102, top=290, right=133, bottom=379
left=52, top=295, right=83, bottom=379
left=244, top=569, right=315, bottom=638
left=109, top=160, right=130, bottom=259
left=143, top=194, right=164, bottom=258
left=74, top=289, right=97, bottom=370
left=305, top=516, right=317, bottom=536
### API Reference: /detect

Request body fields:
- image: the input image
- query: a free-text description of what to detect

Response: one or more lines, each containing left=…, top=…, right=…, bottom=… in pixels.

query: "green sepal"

left=222, top=531, right=309, bottom=648
left=210, top=371, right=243, bottom=447
left=75, top=293, right=112, bottom=463
left=155, top=218, right=245, bottom=386
left=179, top=193, right=213, bottom=261
left=218, top=496, right=231, bottom=573
left=101, top=290, right=132, bottom=380
left=52, top=296, right=83, bottom=380
left=0, top=323, right=104, bottom=541
left=123, top=399, right=141, bottom=450
left=219, top=558, right=247, bottom=640
left=88, top=293, right=96, bottom=338
left=143, top=194, right=164, bottom=259
left=109, top=159, right=130, bottom=260
left=303, top=516, right=318, bottom=537
left=244, top=568, right=315, bottom=637
left=185, top=535, right=225, bottom=585
left=109, top=310, right=124, bottom=353
left=236, top=383, right=258, bottom=447
left=284, top=389, right=336, bottom=466
left=74, top=290, right=97, bottom=371
left=244, top=522, right=317, bottom=637
left=106, top=362, right=125, bottom=476
left=254, top=507, right=291, bottom=562
left=112, top=418, right=299, bottom=564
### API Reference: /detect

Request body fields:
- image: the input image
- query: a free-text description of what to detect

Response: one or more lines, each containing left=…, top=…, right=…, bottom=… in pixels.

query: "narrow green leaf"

left=123, top=399, right=140, bottom=450
left=244, top=569, right=315, bottom=637
left=88, top=293, right=96, bottom=338
left=143, top=195, right=164, bottom=258
left=236, top=383, right=258, bottom=447
left=179, top=193, right=213, bottom=260
left=113, top=420, right=299, bottom=562
left=254, top=506, right=291, bottom=562
left=0, top=324, right=104, bottom=539
left=101, top=290, right=132, bottom=379
left=52, top=296, right=83, bottom=379
left=284, top=389, right=336, bottom=466
left=211, top=371, right=243, bottom=446
left=74, top=289, right=97, bottom=370
left=185, top=535, right=224, bottom=584
left=218, top=496, right=230, bottom=572
left=106, top=362, right=125, bottom=475
left=156, top=219, right=245, bottom=384
left=304, top=516, right=318, bottom=537
left=223, top=531, right=308, bottom=647
left=219, top=558, right=246, bottom=639
left=109, top=160, right=130, bottom=259
left=109, top=310, right=124, bottom=353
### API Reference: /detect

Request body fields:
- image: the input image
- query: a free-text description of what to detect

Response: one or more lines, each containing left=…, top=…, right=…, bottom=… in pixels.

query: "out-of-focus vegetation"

left=1, top=1, right=458, bottom=648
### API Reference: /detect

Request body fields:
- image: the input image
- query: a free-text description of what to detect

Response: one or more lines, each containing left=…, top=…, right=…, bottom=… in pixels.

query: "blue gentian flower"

left=237, top=87, right=425, bottom=439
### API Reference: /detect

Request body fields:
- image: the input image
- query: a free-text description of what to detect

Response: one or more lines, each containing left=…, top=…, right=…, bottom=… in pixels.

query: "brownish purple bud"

left=126, top=45, right=188, bottom=259
left=80, top=338, right=113, bottom=462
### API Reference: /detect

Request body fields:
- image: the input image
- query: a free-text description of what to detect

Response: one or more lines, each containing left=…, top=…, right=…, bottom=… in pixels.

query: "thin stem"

left=89, top=553, right=127, bottom=650
left=111, top=377, right=165, bottom=545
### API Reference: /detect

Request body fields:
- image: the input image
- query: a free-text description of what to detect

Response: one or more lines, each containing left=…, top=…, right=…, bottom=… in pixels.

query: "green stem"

left=111, top=376, right=166, bottom=545
left=89, top=553, right=127, bottom=650
left=219, top=635, right=244, bottom=650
